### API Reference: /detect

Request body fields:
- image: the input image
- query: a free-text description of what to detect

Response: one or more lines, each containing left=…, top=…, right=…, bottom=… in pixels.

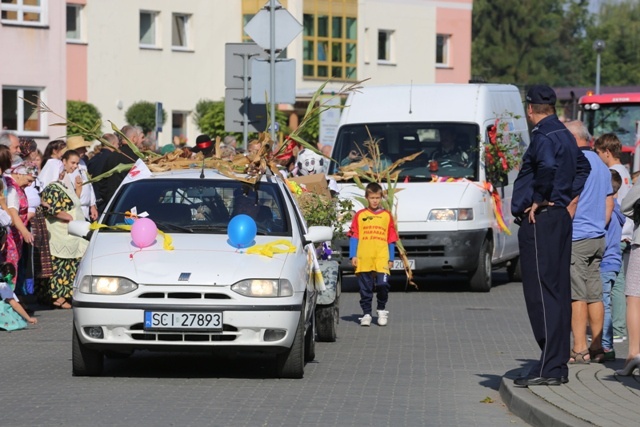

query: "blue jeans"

left=601, top=270, right=618, bottom=351
left=357, top=272, right=390, bottom=315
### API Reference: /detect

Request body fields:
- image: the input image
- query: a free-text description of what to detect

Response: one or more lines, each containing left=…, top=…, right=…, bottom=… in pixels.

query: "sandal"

left=53, top=298, right=72, bottom=310
left=569, top=349, right=591, bottom=364
left=589, top=347, right=605, bottom=364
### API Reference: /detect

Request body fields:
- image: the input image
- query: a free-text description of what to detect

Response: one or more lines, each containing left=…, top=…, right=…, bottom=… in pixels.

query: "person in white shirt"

left=38, top=140, right=67, bottom=189
left=65, top=136, right=98, bottom=221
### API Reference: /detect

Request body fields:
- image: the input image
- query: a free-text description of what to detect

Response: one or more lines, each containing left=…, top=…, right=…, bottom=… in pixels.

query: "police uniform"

left=511, top=85, right=591, bottom=385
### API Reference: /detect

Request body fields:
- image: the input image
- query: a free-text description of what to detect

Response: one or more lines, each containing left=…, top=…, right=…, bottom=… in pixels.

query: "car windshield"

left=328, top=122, right=480, bottom=181
left=582, top=104, right=640, bottom=148
left=103, top=178, right=291, bottom=235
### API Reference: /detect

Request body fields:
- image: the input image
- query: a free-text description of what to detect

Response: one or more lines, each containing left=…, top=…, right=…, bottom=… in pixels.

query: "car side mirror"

left=304, top=226, right=333, bottom=245
left=69, top=220, right=92, bottom=238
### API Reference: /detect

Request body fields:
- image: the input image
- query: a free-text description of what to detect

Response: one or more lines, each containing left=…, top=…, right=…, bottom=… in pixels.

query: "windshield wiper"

left=154, top=221, right=194, bottom=233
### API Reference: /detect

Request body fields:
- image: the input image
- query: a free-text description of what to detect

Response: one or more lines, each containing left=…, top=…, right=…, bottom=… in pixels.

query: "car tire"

left=304, top=313, right=316, bottom=362
left=507, top=256, right=522, bottom=282
left=275, top=311, right=305, bottom=379
left=315, top=297, right=339, bottom=342
left=469, top=239, right=492, bottom=292
left=72, top=326, right=104, bottom=377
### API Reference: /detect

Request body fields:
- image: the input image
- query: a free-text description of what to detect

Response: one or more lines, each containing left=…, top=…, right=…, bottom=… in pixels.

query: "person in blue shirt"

left=565, top=120, right=614, bottom=365
left=512, top=85, right=591, bottom=387
left=600, top=170, right=625, bottom=361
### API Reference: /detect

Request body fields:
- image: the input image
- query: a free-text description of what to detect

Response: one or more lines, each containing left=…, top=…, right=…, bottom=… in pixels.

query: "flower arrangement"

left=484, top=114, right=523, bottom=185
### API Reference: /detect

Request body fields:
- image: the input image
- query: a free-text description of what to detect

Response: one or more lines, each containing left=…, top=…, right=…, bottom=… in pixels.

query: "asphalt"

left=500, top=340, right=640, bottom=427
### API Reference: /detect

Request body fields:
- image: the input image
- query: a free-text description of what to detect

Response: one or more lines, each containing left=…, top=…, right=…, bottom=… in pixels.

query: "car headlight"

left=428, top=208, right=474, bottom=221
left=78, top=276, right=138, bottom=295
left=231, top=279, right=294, bottom=297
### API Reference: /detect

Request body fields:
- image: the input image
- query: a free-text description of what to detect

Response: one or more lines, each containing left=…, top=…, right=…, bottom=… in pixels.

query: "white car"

left=71, top=168, right=333, bottom=378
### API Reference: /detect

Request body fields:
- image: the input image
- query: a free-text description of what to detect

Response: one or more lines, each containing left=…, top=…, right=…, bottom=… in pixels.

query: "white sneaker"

left=359, top=314, right=372, bottom=326
left=614, top=335, right=627, bottom=343
left=377, top=310, right=389, bottom=326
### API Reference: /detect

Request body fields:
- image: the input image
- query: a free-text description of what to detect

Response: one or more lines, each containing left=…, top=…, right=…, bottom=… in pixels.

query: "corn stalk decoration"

left=27, top=79, right=417, bottom=288
left=332, top=130, right=421, bottom=290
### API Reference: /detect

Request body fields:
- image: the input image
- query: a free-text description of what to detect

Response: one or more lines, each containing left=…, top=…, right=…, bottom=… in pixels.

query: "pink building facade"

left=0, top=0, right=67, bottom=146
left=435, top=0, right=472, bottom=84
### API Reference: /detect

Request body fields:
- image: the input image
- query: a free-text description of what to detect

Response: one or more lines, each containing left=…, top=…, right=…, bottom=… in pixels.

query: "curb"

left=499, top=377, right=593, bottom=427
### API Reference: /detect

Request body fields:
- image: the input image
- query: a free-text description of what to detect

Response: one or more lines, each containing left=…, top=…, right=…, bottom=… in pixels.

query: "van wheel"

left=469, top=239, right=492, bottom=292
left=507, top=256, right=522, bottom=282
left=72, top=327, right=104, bottom=376
left=275, top=311, right=305, bottom=379
left=304, top=312, right=316, bottom=362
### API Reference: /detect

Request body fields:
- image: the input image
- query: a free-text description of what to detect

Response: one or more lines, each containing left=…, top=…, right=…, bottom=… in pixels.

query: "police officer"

left=511, top=85, right=591, bottom=387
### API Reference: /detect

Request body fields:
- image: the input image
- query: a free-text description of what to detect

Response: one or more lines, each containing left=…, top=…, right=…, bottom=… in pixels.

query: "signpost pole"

left=269, top=0, right=277, bottom=142
left=242, top=53, right=250, bottom=149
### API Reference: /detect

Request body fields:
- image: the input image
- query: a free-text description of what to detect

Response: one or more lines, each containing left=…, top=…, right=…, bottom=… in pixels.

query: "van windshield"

left=329, top=122, right=480, bottom=182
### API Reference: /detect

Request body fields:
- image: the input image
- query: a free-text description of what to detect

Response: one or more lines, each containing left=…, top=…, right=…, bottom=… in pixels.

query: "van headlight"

left=78, top=276, right=138, bottom=295
left=428, top=208, right=474, bottom=221
left=231, top=279, right=294, bottom=297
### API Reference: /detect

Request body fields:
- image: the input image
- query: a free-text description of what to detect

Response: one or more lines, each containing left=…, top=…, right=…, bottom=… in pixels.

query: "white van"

left=328, top=84, right=530, bottom=291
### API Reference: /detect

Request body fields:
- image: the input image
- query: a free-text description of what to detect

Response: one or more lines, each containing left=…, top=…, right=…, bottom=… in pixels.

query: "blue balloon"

left=227, top=214, right=257, bottom=248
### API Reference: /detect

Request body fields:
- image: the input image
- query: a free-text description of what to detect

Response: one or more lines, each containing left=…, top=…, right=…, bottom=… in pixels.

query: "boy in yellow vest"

left=349, top=182, right=398, bottom=326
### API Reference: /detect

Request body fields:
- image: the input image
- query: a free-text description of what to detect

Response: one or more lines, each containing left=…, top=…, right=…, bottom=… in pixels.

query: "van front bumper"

left=336, top=229, right=487, bottom=274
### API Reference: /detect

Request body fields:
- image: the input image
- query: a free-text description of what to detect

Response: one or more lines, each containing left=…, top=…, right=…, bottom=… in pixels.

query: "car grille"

left=129, top=323, right=238, bottom=342
left=138, top=292, right=231, bottom=300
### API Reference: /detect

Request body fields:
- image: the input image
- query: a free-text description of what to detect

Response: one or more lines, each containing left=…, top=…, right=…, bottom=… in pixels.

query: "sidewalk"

left=500, top=345, right=640, bottom=427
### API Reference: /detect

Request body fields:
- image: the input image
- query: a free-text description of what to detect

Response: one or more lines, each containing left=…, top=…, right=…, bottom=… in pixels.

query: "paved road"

left=3, top=272, right=536, bottom=426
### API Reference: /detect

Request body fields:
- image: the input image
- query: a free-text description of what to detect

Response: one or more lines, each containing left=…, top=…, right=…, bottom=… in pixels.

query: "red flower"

left=486, top=151, right=494, bottom=164
left=488, top=125, right=497, bottom=144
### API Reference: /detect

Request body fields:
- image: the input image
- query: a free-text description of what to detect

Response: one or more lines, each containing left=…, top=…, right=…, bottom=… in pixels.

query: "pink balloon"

left=131, top=218, right=158, bottom=248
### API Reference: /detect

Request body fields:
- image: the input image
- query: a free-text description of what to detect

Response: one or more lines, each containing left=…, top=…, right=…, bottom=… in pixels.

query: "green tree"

left=66, top=100, right=102, bottom=140
left=472, top=0, right=591, bottom=86
left=125, top=101, right=166, bottom=134
left=582, top=0, right=640, bottom=87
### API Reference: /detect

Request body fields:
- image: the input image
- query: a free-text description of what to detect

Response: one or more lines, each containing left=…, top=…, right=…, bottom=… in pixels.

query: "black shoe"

left=513, top=376, right=562, bottom=387
left=561, top=376, right=568, bottom=384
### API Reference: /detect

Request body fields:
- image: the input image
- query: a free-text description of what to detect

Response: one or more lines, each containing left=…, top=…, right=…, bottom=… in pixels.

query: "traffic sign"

left=250, top=58, right=296, bottom=104
left=244, top=0, right=302, bottom=51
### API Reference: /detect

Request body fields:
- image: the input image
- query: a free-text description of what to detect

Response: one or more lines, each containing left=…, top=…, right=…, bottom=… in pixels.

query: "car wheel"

left=507, top=256, right=522, bottom=282
left=304, top=312, right=316, bottom=362
left=275, top=311, right=305, bottom=379
left=72, top=326, right=104, bottom=376
left=315, top=297, right=339, bottom=342
left=469, top=239, right=492, bottom=292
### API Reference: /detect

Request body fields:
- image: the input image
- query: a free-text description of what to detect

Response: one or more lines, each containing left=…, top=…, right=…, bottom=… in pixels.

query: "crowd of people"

left=512, top=85, right=640, bottom=387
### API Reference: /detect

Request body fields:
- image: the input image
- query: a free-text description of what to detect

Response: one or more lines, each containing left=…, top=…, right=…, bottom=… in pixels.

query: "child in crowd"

left=348, top=182, right=398, bottom=326
left=602, top=170, right=626, bottom=360
left=0, top=262, right=37, bottom=331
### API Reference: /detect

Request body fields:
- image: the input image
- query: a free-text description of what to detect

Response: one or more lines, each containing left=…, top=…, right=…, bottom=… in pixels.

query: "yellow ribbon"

left=246, top=240, right=297, bottom=257
left=89, top=222, right=174, bottom=251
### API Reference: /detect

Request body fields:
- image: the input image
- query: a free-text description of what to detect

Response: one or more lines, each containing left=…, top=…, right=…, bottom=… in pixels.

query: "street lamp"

left=593, top=39, right=606, bottom=95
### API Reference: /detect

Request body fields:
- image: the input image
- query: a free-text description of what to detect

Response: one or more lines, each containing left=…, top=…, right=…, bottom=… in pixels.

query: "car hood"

left=85, top=232, right=291, bottom=285
left=339, top=181, right=473, bottom=222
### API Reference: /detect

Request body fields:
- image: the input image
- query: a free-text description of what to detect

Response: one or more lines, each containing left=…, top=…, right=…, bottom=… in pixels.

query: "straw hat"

left=66, top=136, right=91, bottom=151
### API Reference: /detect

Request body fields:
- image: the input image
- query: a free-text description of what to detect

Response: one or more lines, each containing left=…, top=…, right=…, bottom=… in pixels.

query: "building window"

left=377, top=30, right=393, bottom=62
left=303, top=0, right=357, bottom=81
left=66, top=4, right=82, bottom=42
left=1, top=0, right=47, bottom=26
left=436, top=34, right=450, bottom=66
left=172, top=13, right=190, bottom=49
left=2, top=87, right=43, bottom=134
left=140, top=10, right=159, bottom=48
left=172, top=111, right=188, bottom=141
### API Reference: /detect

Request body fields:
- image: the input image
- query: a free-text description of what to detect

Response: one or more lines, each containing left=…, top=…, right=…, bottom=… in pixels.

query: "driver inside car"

left=430, top=129, right=469, bottom=168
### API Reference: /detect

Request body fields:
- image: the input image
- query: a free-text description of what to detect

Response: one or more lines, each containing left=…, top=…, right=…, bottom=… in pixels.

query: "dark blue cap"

left=526, top=85, right=557, bottom=105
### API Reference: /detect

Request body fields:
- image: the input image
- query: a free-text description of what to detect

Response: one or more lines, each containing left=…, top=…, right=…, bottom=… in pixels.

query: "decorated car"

left=70, top=167, right=332, bottom=379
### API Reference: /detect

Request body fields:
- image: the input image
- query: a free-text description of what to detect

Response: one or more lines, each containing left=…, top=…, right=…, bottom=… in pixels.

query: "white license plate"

left=392, top=259, right=415, bottom=270
left=144, top=311, right=223, bottom=331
